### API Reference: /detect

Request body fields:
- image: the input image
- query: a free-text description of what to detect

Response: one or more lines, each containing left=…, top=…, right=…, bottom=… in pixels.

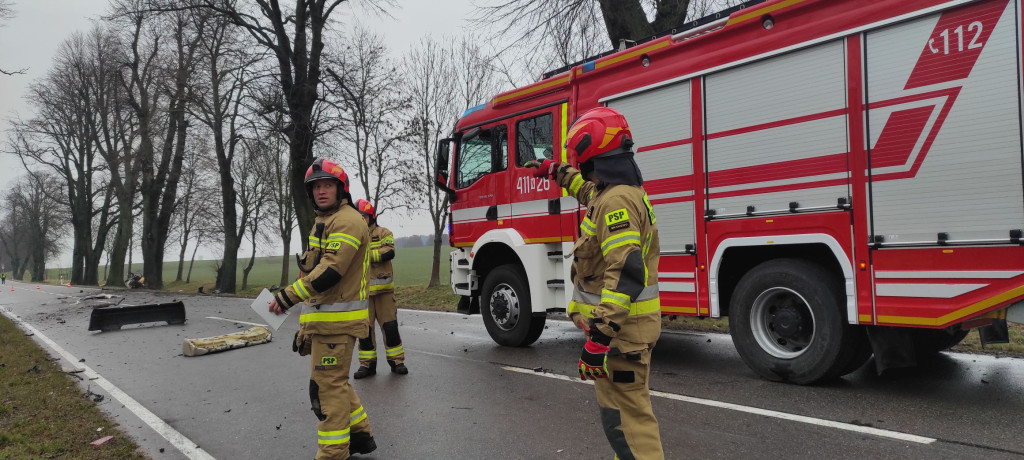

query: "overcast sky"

left=0, top=0, right=483, bottom=264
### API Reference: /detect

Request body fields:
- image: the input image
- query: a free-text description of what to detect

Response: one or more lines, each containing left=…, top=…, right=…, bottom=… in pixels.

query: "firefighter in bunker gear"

left=528, top=106, right=664, bottom=460
left=352, top=199, right=408, bottom=379
left=268, top=158, right=377, bottom=459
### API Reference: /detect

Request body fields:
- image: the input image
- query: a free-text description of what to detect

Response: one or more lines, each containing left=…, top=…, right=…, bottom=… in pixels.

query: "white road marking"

left=205, top=316, right=268, bottom=327
left=501, top=365, right=937, bottom=445
left=0, top=307, right=217, bottom=460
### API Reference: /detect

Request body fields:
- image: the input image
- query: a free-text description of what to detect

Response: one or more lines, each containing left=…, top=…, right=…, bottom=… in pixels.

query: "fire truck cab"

left=435, top=0, right=1024, bottom=384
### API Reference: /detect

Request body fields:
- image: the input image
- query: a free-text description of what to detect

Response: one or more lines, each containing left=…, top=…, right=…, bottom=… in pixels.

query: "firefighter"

left=528, top=107, right=664, bottom=460
left=268, top=158, right=376, bottom=459
left=352, top=199, right=408, bottom=378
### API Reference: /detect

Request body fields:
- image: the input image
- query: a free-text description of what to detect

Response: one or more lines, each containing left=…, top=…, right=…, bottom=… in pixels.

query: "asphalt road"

left=2, top=281, right=1023, bottom=459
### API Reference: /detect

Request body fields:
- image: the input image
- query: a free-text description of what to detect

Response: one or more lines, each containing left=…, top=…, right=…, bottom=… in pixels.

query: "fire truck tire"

left=480, top=264, right=545, bottom=347
left=729, top=258, right=860, bottom=384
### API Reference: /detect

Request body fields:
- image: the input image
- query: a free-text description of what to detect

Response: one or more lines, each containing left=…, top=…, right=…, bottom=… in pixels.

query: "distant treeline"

left=395, top=234, right=448, bottom=249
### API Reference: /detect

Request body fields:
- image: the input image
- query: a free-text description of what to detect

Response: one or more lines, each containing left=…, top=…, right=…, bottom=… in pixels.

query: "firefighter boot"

left=349, top=431, right=377, bottom=455
left=388, top=360, right=408, bottom=375
left=354, top=361, right=376, bottom=379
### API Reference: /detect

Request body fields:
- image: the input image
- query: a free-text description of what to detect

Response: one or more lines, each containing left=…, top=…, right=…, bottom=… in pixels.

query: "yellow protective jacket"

left=368, top=224, right=396, bottom=295
left=274, top=200, right=370, bottom=337
left=555, top=165, right=661, bottom=353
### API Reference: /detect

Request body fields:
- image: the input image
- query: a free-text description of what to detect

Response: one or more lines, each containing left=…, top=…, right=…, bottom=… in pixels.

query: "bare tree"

left=402, top=36, right=502, bottom=287
left=173, top=134, right=213, bottom=282
left=325, top=27, right=413, bottom=218
left=5, top=175, right=67, bottom=282
left=8, top=27, right=121, bottom=285
left=186, top=5, right=262, bottom=294
left=251, top=90, right=297, bottom=287
left=237, top=138, right=273, bottom=290
left=0, top=188, right=33, bottom=280
left=111, top=0, right=203, bottom=289
left=0, top=0, right=25, bottom=76
left=185, top=0, right=395, bottom=242
left=474, top=0, right=691, bottom=50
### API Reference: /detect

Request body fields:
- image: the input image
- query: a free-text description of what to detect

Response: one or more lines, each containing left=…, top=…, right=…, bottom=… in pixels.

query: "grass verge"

left=0, top=316, right=148, bottom=459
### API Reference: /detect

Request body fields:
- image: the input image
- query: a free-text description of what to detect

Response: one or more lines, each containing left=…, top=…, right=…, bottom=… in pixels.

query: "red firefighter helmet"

left=564, top=107, right=633, bottom=166
left=304, top=158, right=350, bottom=201
left=355, top=199, right=376, bottom=221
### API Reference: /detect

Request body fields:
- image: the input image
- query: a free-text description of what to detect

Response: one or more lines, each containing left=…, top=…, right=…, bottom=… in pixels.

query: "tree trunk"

left=279, top=232, right=291, bottom=287
left=186, top=243, right=199, bottom=284
left=30, top=241, right=45, bottom=282
left=290, top=127, right=315, bottom=243
left=242, top=240, right=256, bottom=291
left=215, top=154, right=240, bottom=293
left=176, top=231, right=188, bottom=282
left=429, top=233, right=443, bottom=288
left=597, top=0, right=690, bottom=46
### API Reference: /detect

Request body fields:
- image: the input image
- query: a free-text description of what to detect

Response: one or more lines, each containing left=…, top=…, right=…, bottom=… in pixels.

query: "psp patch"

left=605, top=208, right=629, bottom=226
left=321, top=356, right=338, bottom=366
left=325, top=241, right=342, bottom=250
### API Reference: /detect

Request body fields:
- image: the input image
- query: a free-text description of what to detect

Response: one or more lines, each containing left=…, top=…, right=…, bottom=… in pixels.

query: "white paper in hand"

left=250, top=288, right=289, bottom=331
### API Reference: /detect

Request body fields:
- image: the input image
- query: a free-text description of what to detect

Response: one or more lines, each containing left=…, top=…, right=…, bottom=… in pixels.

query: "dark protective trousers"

left=310, top=334, right=372, bottom=459
left=593, top=347, right=664, bottom=460
left=357, top=294, right=404, bottom=367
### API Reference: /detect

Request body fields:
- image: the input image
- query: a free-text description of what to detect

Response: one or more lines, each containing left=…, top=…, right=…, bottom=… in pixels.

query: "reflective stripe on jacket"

left=368, top=224, right=395, bottom=295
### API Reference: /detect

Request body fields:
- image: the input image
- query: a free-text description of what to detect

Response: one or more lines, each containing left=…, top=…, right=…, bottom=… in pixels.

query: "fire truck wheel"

left=729, top=258, right=860, bottom=384
left=480, top=264, right=545, bottom=347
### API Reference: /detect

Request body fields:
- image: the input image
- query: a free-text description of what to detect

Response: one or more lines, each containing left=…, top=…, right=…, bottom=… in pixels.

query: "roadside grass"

left=953, top=325, right=1024, bottom=357
left=0, top=316, right=148, bottom=459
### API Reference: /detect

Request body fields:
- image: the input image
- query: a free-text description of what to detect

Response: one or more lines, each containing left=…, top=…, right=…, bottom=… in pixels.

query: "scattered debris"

left=224, top=409, right=231, bottom=413
left=183, top=326, right=272, bottom=357
left=275, top=424, right=281, bottom=430
left=26, top=364, right=39, bottom=373
left=90, top=435, right=114, bottom=446
left=89, top=301, right=186, bottom=332
left=83, top=386, right=105, bottom=403
left=79, top=358, right=85, bottom=363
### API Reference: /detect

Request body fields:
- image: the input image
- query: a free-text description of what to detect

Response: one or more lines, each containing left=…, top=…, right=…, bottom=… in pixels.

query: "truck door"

left=449, top=123, right=510, bottom=248
left=508, top=108, right=567, bottom=244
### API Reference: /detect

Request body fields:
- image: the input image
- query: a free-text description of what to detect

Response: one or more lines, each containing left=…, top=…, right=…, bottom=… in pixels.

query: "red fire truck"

left=434, top=0, right=1024, bottom=383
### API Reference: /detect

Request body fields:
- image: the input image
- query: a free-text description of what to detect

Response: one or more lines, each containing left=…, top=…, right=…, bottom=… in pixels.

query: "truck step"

left=457, top=259, right=469, bottom=266
left=547, top=279, right=565, bottom=288
left=547, top=251, right=563, bottom=259
left=546, top=307, right=567, bottom=314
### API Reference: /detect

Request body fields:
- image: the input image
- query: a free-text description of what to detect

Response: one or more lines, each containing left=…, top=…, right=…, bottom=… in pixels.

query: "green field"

left=41, top=245, right=452, bottom=296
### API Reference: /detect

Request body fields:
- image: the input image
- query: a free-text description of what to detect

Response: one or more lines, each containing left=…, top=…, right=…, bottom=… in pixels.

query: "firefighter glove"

left=525, top=159, right=559, bottom=178
left=578, top=326, right=612, bottom=380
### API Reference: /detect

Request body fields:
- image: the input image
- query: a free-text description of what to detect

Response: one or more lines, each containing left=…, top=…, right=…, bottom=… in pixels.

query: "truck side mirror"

left=435, top=138, right=456, bottom=201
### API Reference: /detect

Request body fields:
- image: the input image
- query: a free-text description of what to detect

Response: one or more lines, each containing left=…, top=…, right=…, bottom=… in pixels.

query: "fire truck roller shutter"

left=705, top=40, right=849, bottom=218
left=605, top=80, right=695, bottom=252
left=729, top=258, right=868, bottom=385
left=865, top=0, right=1023, bottom=245
left=479, top=264, right=545, bottom=347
